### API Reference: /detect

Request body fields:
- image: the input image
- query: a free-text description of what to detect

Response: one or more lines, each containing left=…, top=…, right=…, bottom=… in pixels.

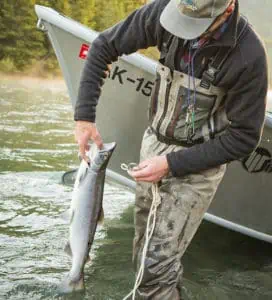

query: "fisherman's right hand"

left=75, top=121, right=103, bottom=161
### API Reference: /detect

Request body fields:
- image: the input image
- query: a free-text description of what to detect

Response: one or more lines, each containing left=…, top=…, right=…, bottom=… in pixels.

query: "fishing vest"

left=148, top=16, right=248, bottom=147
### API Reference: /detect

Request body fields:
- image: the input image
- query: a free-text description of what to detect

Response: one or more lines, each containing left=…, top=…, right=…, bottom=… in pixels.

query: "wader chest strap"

left=200, top=16, right=248, bottom=89
left=159, top=34, right=174, bottom=66
left=150, top=127, right=204, bottom=147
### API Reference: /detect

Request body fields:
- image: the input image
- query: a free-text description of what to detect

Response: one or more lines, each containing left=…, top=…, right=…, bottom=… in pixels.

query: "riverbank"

left=0, top=73, right=67, bottom=93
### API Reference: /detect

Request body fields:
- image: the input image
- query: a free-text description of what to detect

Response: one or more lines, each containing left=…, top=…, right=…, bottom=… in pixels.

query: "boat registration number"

left=108, top=65, right=154, bottom=97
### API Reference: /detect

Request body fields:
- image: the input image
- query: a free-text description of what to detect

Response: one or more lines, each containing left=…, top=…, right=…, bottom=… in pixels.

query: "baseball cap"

left=160, top=0, right=231, bottom=40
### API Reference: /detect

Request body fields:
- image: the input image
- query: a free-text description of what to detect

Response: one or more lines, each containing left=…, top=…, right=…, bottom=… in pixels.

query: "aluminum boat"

left=35, top=5, right=272, bottom=243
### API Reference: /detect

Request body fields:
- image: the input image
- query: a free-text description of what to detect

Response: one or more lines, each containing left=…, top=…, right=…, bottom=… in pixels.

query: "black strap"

left=159, top=34, right=174, bottom=65
left=242, top=147, right=272, bottom=173
left=200, top=16, right=249, bottom=89
left=150, top=126, right=204, bottom=147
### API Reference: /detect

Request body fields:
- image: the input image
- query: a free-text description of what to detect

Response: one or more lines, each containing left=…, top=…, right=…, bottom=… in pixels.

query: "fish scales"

left=60, top=142, right=116, bottom=293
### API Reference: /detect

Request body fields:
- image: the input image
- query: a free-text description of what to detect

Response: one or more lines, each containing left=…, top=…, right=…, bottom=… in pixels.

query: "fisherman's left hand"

left=129, top=156, right=169, bottom=183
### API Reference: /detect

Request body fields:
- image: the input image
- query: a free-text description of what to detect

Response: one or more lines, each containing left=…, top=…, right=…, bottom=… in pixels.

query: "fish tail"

left=64, top=242, right=72, bottom=257
left=59, top=274, right=85, bottom=294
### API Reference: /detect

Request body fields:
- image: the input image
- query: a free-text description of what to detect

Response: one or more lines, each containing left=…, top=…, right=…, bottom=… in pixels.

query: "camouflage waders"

left=133, top=128, right=226, bottom=299
left=132, top=63, right=227, bottom=299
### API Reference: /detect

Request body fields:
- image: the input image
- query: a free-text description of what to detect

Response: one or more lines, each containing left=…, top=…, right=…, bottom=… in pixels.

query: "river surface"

left=0, top=78, right=271, bottom=300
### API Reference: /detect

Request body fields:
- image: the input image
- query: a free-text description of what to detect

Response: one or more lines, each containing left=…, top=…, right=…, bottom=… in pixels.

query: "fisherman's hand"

left=75, top=121, right=103, bottom=161
left=129, top=156, right=169, bottom=183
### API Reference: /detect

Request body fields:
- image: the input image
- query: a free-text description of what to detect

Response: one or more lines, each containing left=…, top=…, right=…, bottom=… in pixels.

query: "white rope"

left=121, top=163, right=161, bottom=300
left=121, top=163, right=138, bottom=172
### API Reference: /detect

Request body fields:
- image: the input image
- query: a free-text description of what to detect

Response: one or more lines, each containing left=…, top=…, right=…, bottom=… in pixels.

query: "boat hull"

left=35, top=5, right=272, bottom=243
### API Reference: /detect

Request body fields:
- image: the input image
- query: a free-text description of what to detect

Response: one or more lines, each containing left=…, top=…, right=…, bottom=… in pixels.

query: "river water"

left=0, top=78, right=271, bottom=300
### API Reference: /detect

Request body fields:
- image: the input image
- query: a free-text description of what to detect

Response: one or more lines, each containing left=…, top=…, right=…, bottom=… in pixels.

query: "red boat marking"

left=79, top=44, right=90, bottom=59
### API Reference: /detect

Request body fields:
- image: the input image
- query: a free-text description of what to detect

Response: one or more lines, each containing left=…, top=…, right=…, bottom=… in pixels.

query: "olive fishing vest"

left=149, top=17, right=248, bottom=147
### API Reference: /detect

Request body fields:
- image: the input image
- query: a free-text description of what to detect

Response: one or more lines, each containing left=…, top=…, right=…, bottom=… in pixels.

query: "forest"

left=0, top=0, right=147, bottom=76
left=0, top=0, right=271, bottom=80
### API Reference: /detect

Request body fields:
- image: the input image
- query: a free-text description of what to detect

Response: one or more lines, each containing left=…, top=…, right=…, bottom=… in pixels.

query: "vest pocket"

left=168, top=88, right=217, bottom=141
left=150, top=64, right=226, bottom=144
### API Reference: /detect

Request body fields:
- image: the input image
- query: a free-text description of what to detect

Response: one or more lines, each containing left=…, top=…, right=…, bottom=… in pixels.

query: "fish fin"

left=64, top=242, right=72, bottom=258
left=98, top=207, right=104, bottom=225
left=59, top=274, right=85, bottom=294
left=60, top=209, right=71, bottom=222
left=76, top=160, right=89, bottom=184
left=70, top=210, right=74, bottom=224
left=60, top=209, right=74, bottom=224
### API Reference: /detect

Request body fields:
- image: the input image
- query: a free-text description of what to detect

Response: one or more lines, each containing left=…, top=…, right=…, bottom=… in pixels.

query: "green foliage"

left=0, top=0, right=49, bottom=73
left=69, top=0, right=96, bottom=28
left=0, top=1, right=19, bottom=61
left=0, top=57, right=17, bottom=73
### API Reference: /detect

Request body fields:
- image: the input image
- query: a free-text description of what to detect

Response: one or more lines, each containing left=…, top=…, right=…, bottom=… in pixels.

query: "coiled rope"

left=121, top=163, right=162, bottom=300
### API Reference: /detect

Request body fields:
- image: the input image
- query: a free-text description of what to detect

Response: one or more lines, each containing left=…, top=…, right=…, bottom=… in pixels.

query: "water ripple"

left=0, top=171, right=134, bottom=299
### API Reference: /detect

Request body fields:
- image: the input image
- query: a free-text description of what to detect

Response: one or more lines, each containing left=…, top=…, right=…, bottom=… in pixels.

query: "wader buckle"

left=242, top=147, right=272, bottom=173
left=200, top=65, right=219, bottom=89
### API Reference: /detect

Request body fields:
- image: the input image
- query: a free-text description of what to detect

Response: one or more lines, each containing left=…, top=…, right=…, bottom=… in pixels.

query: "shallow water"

left=0, top=78, right=271, bottom=300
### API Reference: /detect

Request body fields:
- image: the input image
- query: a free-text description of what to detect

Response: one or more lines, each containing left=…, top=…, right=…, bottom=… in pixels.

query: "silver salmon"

left=60, top=142, right=116, bottom=293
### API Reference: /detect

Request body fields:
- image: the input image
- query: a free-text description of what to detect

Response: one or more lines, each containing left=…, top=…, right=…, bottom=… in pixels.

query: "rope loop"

left=121, top=162, right=162, bottom=300
left=121, top=163, right=138, bottom=172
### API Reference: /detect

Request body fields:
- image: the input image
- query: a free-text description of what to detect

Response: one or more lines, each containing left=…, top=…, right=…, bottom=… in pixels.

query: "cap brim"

left=160, top=0, right=216, bottom=40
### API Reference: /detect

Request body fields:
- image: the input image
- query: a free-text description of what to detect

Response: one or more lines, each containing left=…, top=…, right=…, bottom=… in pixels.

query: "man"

left=74, top=0, right=268, bottom=299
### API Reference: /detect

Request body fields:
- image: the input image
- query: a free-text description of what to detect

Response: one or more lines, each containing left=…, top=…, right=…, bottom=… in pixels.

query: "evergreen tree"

left=12, top=0, right=47, bottom=70
left=62, top=0, right=71, bottom=15
left=0, top=1, right=17, bottom=61
left=70, top=0, right=96, bottom=28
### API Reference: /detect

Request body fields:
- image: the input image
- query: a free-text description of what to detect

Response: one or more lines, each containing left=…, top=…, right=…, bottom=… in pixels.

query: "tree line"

left=0, top=0, right=147, bottom=77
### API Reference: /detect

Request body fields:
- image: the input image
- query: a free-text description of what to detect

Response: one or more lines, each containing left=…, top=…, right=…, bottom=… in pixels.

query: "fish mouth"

left=100, top=142, right=117, bottom=152
left=88, top=142, right=117, bottom=162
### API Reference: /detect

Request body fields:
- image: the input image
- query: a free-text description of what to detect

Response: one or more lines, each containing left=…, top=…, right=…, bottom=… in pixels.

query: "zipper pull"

left=185, top=104, right=193, bottom=123
left=185, top=106, right=191, bottom=140
left=185, top=105, right=195, bottom=143
left=185, top=109, right=190, bottom=125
